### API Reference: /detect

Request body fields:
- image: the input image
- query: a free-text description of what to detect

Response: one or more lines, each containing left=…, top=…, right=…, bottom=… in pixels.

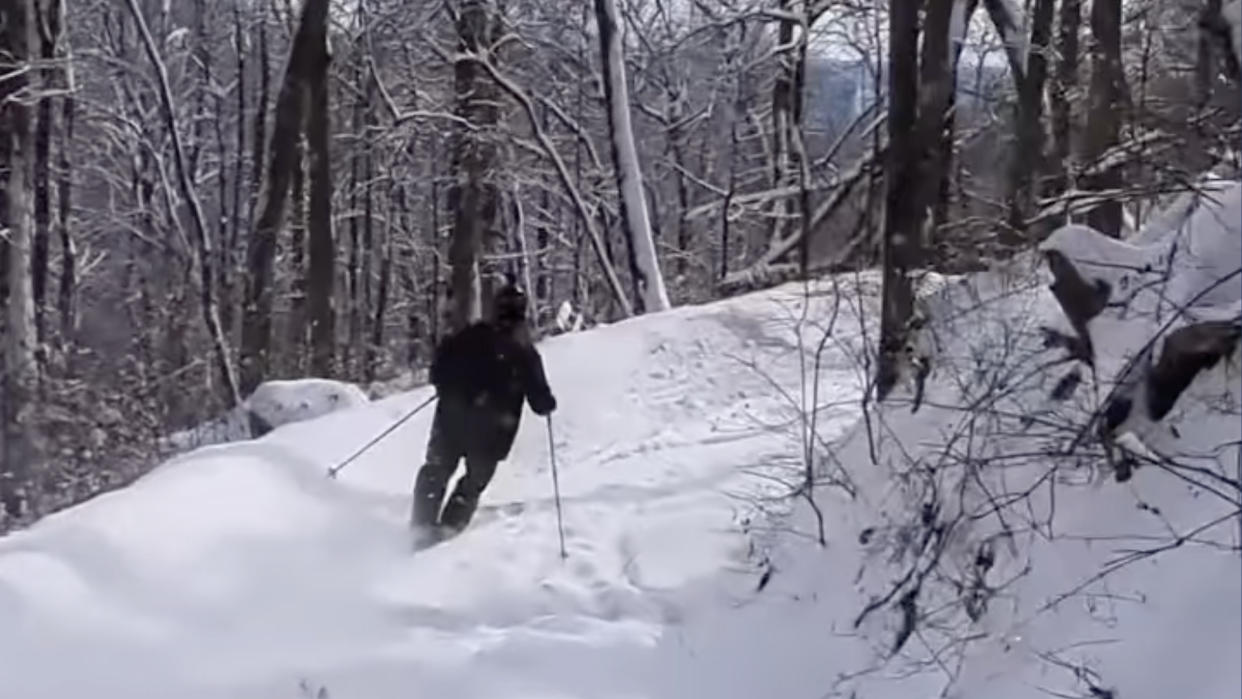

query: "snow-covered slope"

left=1, top=183, right=1237, bottom=699
left=0, top=279, right=874, bottom=699
left=775, top=183, right=1241, bottom=699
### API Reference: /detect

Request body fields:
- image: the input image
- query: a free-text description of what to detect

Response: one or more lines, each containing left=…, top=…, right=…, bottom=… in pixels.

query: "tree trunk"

left=305, top=14, right=335, bottom=377
left=769, top=4, right=797, bottom=248
left=0, top=0, right=39, bottom=521
left=30, top=0, right=56, bottom=347
left=1197, top=0, right=1224, bottom=108
left=345, top=77, right=361, bottom=374
left=447, top=0, right=503, bottom=331
left=874, top=0, right=923, bottom=403
left=914, top=0, right=957, bottom=255
left=1082, top=0, right=1124, bottom=237
left=369, top=224, right=392, bottom=382
left=594, top=0, right=670, bottom=313
left=285, top=137, right=308, bottom=375
left=241, top=0, right=330, bottom=393
left=55, top=34, right=73, bottom=338
left=1005, top=0, right=1055, bottom=237
left=124, top=0, right=241, bottom=407
left=1048, top=0, right=1081, bottom=215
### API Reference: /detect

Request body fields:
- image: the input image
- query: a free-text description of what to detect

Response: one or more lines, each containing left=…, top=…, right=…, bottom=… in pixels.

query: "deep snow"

left=795, top=181, right=1242, bottom=699
left=0, top=187, right=1238, bottom=698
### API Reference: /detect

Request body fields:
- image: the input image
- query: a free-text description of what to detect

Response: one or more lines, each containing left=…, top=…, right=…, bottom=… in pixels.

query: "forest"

left=0, top=0, right=1237, bottom=529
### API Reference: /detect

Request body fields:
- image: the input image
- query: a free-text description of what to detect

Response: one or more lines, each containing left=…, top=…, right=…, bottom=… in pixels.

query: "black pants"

left=410, top=416, right=500, bottom=531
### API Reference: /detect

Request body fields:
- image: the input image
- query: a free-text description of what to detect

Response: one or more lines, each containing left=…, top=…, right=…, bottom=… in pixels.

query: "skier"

left=410, top=283, right=558, bottom=546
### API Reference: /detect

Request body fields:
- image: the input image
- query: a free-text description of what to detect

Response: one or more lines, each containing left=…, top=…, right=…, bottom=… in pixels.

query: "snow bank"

left=788, top=183, right=1242, bottom=698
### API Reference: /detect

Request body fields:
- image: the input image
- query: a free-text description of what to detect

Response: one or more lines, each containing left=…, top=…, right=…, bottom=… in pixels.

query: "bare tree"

left=241, top=0, right=332, bottom=393
left=593, top=0, right=669, bottom=313
left=1082, top=0, right=1126, bottom=237
left=874, top=0, right=925, bottom=402
left=446, top=0, right=504, bottom=330
left=304, top=0, right=335, bottom=376
left=124, top=0, right=241, bottom=405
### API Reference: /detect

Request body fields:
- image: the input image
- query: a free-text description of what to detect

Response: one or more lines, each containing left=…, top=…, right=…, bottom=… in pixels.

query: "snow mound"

left=798, top=183, right=1242, bottom=698
left=166, top=378, right=372, bottom=452
left=0, top=278, right=875, bottom=698
left=245, top=379, right=372, bottom=436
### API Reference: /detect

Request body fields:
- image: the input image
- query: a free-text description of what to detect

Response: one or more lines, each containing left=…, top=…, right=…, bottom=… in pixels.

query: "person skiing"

left=410, top=283, right=557, bottom=546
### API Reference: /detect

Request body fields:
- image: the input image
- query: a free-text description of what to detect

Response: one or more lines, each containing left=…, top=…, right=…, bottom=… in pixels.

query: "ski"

left=408, top=501, right=526, bottom=553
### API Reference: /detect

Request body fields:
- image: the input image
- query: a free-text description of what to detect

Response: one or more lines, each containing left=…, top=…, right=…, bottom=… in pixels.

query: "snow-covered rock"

left=164, top=378, right=373, bottom=453
left=243, top=379, right=371, bottom=437
left=1038, top=183, right=1242, bottom=454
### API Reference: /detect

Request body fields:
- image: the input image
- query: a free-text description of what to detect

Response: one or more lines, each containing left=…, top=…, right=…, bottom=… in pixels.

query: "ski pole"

left=327, top=393, right=437, bottom=479
left=545, top=415, right=567, bottom=559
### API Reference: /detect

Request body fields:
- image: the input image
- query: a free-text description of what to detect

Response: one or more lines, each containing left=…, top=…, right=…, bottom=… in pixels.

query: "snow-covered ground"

left=0, top=278, right=877, bottom=698
left=796, top=182, right=1242, bottom=699
left=0, top=184, right=1238, bottom=698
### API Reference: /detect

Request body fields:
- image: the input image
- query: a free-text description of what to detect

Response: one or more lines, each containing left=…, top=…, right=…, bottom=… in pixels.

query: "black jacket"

left=429, top=321, right=556, bottom=461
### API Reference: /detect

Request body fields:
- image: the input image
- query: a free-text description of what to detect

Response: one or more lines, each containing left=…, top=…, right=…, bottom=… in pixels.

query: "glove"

left=529, top=392, right=557, bottom=417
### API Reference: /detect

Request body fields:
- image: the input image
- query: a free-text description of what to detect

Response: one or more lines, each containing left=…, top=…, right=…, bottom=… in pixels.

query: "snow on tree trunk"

left=593, top=0, right=670, bottom=314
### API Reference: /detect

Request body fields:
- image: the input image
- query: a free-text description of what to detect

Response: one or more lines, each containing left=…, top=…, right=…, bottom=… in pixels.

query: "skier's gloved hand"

left=529, top=392, right=557, bottom=417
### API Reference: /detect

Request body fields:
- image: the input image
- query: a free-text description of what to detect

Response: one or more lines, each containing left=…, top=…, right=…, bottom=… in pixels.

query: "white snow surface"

left=3, top=186, right=1240, bottom=698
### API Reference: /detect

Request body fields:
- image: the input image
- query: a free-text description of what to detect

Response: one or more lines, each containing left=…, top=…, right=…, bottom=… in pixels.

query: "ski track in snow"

left=0, top=281, right=873, bottom=699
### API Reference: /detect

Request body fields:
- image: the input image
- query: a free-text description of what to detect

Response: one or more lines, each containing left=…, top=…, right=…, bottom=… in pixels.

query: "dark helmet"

left=494, top=283, right=528, bottom=325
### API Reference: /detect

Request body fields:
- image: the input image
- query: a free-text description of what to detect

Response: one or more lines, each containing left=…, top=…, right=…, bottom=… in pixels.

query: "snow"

left=555, top=298, right=588, bottom=334
left=1, top=186, right=1239, bottom=697
left=244, top=379, right=372, bottom=433
left=166, top=378, right=373, bottom=452
left=0, top=278, right=877, bottom=698
left=799, top=183, right=1242, bottom=698
left=1040, top=183, right=1241, bottom=374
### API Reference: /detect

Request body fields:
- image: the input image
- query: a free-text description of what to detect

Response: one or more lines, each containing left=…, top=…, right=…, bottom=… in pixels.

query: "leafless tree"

left=0, top=0, right=40, bottom=520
